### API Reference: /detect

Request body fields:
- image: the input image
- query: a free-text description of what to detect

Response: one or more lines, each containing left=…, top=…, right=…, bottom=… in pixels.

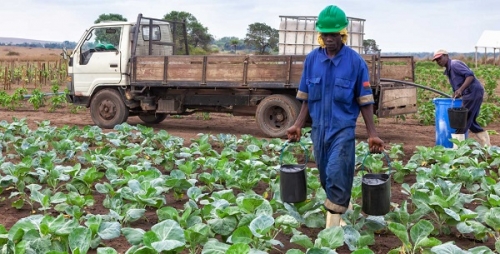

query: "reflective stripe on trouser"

left=312, top=126, right=355, bottom=214
left=456, top=89, right=484, bottom=134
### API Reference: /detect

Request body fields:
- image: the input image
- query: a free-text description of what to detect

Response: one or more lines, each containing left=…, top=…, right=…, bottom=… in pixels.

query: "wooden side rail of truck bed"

left=131, top=55, right=304, bottom=88
left=130, top=54, right=383, bottom=89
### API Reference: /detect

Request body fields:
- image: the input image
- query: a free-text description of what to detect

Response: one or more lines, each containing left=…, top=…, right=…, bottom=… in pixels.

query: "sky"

left=1, top=0, right=499, bottom=53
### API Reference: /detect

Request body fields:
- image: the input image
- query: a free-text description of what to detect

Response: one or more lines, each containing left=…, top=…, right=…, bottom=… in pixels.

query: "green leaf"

left=187, top=186, right=205, bottom=201
left=304, top=213, right=325, bottom=228
left=468, top=246, right=495, bottom=254
left=388, top=222, right=410, bottom=246
left=148, top=219, right=186, bottom=252
left=410, top=220, right=434, bottom=249
left=122, top=227, right=145, bottom=245
left=430, top=242, right=468, bottom=253
left=8, top=217, right=39, bottom=242
left=485, top=207, right=500, bottom=231
left=130, top=246, right=157, bottom=254
left=275, top=215, right=300, bottom=228
left=185, top=223, right=210, bottom=246
left=443, top=208, right=460, bottom=221
left=352, top=249, right=374, bottom=254
left=157, top=206, right=179, bottom=221
left=343, top=226, right=361, bottom=251
left=95, top=183, right=110, bottom=194
left=226, top=243, right=251, bottom=254
left=97, top=247, right=118, bottom=254
left=249, top=215, right=274, bottom=238
left=208, top=216, right=237, bottom=236
left=50, top=192, right=67, bottom=204
left=305, top=247, right=336, bottom=254
left=125, top=209, right=146, bottom=223
left=314, top=226, right=344, bottom=249
left=69, top=227, right=92, bottom=254
left=290, top=234, right=314, bottom=249
left=229, top=226, right=252, bottom=244
left=415, top=237, right=441, bottom=248
left=98, top=222, right=121, bottom=240
left=12, top=198, right=24, bottom=209
left=286, top=250, right=305, bottom=254
left=201, top=239, right=230, bottom=254
left=456, top=222, right=473, bottom=234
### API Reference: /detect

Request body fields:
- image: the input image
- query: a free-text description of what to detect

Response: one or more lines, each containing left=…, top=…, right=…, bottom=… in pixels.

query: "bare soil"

left=0, top=107, right=498, bottom=253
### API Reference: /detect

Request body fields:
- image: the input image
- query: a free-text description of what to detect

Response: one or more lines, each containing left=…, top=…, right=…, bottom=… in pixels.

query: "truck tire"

left=256, top=94, right=301, bottom=138
left=90, top=89, right=129, bottom=129
left=139, top=113, right=167, bottom=124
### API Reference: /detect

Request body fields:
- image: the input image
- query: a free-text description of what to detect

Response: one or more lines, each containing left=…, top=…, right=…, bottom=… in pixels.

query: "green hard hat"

left=95, top=43, right=105, bottom=49
left=316, top=5, right=349, bottom=33
left=104, top=44, right=116, bottom=50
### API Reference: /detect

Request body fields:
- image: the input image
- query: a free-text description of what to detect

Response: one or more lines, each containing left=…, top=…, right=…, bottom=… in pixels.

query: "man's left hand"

left=368, top=137, right=384, bottom=153
left=453, top=90, right=463, bottom=98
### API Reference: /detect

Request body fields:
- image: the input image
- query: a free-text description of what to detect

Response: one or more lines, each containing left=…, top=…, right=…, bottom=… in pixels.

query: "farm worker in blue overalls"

left=287, top=5, right=385, bottom=228
left=432, top=49, right=491, bottom=147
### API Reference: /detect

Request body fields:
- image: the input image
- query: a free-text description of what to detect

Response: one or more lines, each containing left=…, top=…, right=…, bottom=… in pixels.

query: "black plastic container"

left=362, top=173, right=391, bottom=216
left=279, top=141, right=308, bottom=203
left=280, top=164, right=307, bottom=203
left=360, top=152, right=392, bottom=216
left=448, top=107, right=468, bottom=129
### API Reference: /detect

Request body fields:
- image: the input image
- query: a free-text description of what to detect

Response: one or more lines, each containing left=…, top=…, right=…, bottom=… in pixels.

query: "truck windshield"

left=82, top=27, right=122, bottom=52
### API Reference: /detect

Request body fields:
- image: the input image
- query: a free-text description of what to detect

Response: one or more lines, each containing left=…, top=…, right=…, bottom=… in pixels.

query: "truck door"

left=72, top=26, right=123, bottom=95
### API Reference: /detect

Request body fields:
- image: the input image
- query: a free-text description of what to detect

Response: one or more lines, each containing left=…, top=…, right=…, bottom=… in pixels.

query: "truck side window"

left=80, top=27, right=122, bottom=65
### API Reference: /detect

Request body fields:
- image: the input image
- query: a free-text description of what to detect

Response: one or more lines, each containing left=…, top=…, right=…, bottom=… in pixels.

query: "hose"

left=380, top=78, right=451, bottom=98
left=23, top=92, right=66, bottom=99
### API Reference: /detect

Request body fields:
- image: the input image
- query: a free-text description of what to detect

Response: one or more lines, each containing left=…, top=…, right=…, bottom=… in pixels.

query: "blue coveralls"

left=444, top=59, right=484, bottom=134
left=296, top=46, right=375, bottom=213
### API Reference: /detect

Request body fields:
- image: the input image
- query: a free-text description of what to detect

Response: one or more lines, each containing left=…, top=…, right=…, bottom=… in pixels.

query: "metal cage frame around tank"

left=278, top=15, right=365, bottom=55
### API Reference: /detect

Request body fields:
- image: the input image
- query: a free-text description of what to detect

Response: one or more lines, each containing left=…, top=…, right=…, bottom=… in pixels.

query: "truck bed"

left=130, top=54, right=383, bottom=89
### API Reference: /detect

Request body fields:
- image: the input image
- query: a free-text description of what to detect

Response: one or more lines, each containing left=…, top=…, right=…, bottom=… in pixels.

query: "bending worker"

left=287, top=5, right=384, bottom=227
left=432, top=49, right=490, bottom=146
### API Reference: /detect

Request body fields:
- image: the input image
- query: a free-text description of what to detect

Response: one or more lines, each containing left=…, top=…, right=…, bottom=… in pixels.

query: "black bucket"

left=360, top=153, right=392, bottom=216
left=448, top=107, right=468, bottom=129
left=279, top=141, right=308, bottom=203
left=280, top=164, right=307, bottom=203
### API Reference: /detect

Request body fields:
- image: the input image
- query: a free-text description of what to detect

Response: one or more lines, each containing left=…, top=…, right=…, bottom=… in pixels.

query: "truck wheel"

left=256, top=94, right=301, bottom=138
left=90, top=89, right=129, bottom=129
left=139, top=113, right=167, bottom=124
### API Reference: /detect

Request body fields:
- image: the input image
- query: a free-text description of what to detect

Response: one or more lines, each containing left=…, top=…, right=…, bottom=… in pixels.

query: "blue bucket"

left=432, top=98, right=467, bottom=148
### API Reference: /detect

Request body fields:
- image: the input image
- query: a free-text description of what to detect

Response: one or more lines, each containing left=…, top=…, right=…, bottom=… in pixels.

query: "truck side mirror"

left=61, top=47, right=68, bottom=60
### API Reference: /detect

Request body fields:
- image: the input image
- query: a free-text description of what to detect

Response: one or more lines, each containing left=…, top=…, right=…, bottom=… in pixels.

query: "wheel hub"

left=267, top=106, right=286, bottom=128
left=99, top=99, right=116, bottom=120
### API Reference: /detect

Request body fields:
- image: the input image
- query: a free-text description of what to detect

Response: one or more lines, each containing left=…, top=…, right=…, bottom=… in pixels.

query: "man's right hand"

left=286, top=125, right=301, bottom=142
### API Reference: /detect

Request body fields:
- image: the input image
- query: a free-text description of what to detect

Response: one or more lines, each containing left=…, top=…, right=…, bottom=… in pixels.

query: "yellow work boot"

left=475, top=131, right=491, bottom=147
left=326, top=212, right=346, bottom=227
left=451, top=134, right=465, bottom=149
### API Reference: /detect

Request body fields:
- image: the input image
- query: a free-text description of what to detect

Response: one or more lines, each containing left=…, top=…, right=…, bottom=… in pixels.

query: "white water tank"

left=278, top=15, right=365, bottom=55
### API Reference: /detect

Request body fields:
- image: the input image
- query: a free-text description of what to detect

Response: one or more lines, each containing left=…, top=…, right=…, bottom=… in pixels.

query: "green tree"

left=94, top=13, right=127, bottom=24
left=230, top=39, right=239, bottom=53
left=363, top=39, right=380, bottom=54
left=244, top=23, right=278, bottom=54
left=214, top=37, right=244, bottom=51
left=164, top=11, right=213, bottom=51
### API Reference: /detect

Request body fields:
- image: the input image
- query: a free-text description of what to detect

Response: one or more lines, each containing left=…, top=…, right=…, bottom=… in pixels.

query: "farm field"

left=0, top=46, right=500, bottom=253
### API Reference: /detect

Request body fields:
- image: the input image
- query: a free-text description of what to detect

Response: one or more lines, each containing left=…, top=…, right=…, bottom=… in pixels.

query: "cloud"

left=1, top=0, right=499, bottom=52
